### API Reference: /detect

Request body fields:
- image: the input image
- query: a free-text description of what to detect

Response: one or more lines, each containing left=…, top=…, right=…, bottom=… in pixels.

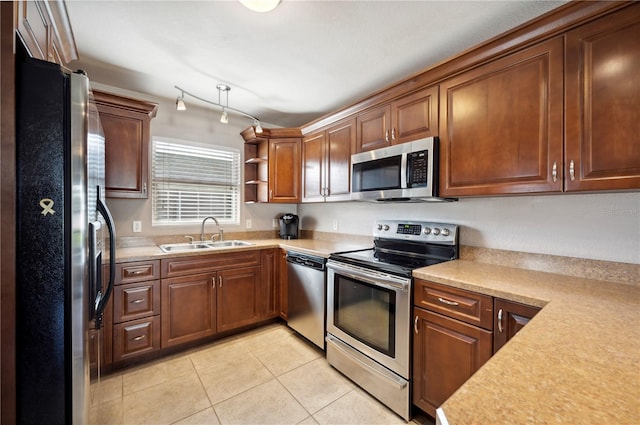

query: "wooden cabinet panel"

left=565, top=5, right=640, bottom=191
left=114, top=260, right=160, bottom=284
left=269, top=138, right=301, bottom=203
left=413, top=308, right=492, bottom=417
left=390, top=85, right=439, bottom=144
left=356, top=104, right=391, bottom=152
left=439, top=37, right=564, bottom=196
left=217, top=266, right=261, bottom=332
left=302, top=131, right=325, bottom=202
left=493, top=298, right=540, bottom=353
left=161, top=251, right=260, bottom=278
left=113, top=316, right=160, bottom=362
left=302, top=118, right=354, bottom=202
left=161, top=273, right=216, bottom=348
left=93, top=91, right=158, bottom=199
left=414, top=279, right=493, bottom=330
left=113, top=280, right=160, bottom=323
left=261, top=249, right=280, bottom=320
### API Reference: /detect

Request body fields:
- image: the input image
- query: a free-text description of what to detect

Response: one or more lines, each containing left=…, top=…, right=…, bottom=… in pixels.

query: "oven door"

left=326, top=260, right=411, bottom=378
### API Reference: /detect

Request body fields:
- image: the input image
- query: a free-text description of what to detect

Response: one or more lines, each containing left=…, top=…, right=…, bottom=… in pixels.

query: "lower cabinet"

left=493, top=298, right=541, bottom=353
left=161, top=272, right=217, bottom=348
left=217, top=266, right=262, bottom=332
left=412, top=308, right=492, bottom=417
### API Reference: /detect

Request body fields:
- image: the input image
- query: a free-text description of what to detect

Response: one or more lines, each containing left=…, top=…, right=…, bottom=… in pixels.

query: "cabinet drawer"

left=113, top=316, right=160, bottom=362
left=115, top=260, right=160, bottom=284
left=161, top=251, right=261, bottom=278
left=113, top=280, right=160, bottom=323
left=414, top=279, right=493, bottom=330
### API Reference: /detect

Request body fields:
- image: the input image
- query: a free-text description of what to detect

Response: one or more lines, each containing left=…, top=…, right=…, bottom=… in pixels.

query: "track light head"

left=176, top=95, right=186, bottom=111
left=220, top=109, right=229, bottom=124
left=254, top=119, right=263, bottom=133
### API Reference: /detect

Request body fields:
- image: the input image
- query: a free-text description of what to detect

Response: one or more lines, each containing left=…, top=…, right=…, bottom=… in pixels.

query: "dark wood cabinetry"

left=15, top=0, right=77, bottom=65
left=355, top=86, right=438, bottom=153
left=242, top=127, right=302, bottom=203
left=302, top=118, right=354, bottom=202
left=439, top=37, right=564, bottom=196
left=217, top=266, right=261, bottom=332
left=261, top=248, right=280, bottom=320
left=493, top=298, right=540, bottom=353
left=413, top=279, right=493, bottom=417
left=161, top=272, right=217, bottom=348
left=93, top=91, right=158, bottom=199
left=111, top=260, right=161, bottom=364
left=564, top=5, right=640, bottom=191
left=279, top=249, right=288, bottom=320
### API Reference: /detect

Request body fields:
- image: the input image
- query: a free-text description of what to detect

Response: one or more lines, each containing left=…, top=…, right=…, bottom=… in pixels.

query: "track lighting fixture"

left=174, top=84, right=262, bottom=132
left=240, top=0, right=281, bottom=13
left=176, top=91, right=186, bottom=111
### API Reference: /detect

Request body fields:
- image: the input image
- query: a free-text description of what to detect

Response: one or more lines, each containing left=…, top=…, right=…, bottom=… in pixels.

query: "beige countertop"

left=114, top=238, right=371, bottom=263
left=413, top=260, right=640, bottom=425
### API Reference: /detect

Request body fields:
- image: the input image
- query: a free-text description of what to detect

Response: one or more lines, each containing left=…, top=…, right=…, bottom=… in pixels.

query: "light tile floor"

left=92, top=323, right=435, bottom=425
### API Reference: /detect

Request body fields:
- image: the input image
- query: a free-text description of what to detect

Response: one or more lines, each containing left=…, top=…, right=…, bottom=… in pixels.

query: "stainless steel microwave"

left=351, top=137, right=450, bottom=202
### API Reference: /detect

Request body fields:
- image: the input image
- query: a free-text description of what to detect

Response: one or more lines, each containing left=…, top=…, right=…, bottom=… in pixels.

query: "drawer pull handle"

left=414, top=316, right=419, bottom=334
left=569, top=160, right=575, bottom=181
left=498, top=308, right=503, bottom=333
left=552, top=161, right=557, bottom=182
left=132, top=335, right=146, bottom=341
left=437, top=297, right=459, bottom=306
left=131, top=299, right=144, bottom=304
left=129, top=270, right=146, bottom=275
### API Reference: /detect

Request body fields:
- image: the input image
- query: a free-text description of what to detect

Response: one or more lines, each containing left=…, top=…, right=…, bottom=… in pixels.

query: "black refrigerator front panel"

left=15, top=52, right=86, bottom=424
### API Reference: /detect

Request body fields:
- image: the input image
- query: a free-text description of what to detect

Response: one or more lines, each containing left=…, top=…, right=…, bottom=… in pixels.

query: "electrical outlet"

left=132, top=221, right=142, bottom=233
left=272, top=219, right=278, bottom=228
left=246, top=219, right=252, bottom=229
left=333, top=219, right=338, bottom=231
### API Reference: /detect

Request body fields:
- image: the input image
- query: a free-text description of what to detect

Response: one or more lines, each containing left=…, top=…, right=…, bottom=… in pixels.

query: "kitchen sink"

left=158, top=240, right=254, bottom=253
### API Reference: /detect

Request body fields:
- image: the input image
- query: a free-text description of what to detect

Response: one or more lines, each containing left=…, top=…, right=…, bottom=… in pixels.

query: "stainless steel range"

left=326, top=219, right=459, bottom=420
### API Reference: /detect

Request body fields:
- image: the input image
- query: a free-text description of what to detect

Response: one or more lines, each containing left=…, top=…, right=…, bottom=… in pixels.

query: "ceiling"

left=65, top=0, right=567, bottom=128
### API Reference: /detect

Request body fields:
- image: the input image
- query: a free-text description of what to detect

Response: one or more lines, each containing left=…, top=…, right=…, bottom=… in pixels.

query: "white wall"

left=298, top=192, right=640, bottom=264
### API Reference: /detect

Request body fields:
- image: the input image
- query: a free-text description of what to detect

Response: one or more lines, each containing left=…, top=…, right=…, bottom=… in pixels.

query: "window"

left=152, top=138, right=240, bottom=225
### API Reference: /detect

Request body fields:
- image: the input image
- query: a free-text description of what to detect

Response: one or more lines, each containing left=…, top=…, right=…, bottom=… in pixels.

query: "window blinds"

left=152, top=139, right=240, bottom=224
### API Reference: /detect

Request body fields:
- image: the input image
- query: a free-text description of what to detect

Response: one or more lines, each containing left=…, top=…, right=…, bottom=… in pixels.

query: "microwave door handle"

left=95, top=187, right=116, bottom=330
left=400, top=153, right=407, bottom=189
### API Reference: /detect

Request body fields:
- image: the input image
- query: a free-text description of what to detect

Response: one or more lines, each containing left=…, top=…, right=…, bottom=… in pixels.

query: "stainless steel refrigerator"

left=15, top=48, right=116, bottom=424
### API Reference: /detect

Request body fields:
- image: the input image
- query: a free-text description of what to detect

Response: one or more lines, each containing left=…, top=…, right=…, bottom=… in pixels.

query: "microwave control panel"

left=407, top=150, right=428, bottom=187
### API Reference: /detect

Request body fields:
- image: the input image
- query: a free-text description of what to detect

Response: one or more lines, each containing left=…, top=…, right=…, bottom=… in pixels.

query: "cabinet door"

left=390, top=85, right=439, bottom=144
left=302, top=131, right=326, bottom=202
left=269, top=138, right=301, bottom=203
left=356, top=104, right=391, bottom=152
left=217, top=266, right=261, bottom=332
left=261, top=249, right=280, bottom=320
left=161, top=273, right=216, bottom=348
left=493, top=299, right=540, bottom=353
left=439, top=37, right=564, bottom=196
left=565, top=5, right=640, bottom=191
left=325, top=119, right=354, bottom=201
left=16, top=1, right=48, bottom=61
left=413, top=307, right=492, bottom=417
left=94, top=91, right=158, bottom=199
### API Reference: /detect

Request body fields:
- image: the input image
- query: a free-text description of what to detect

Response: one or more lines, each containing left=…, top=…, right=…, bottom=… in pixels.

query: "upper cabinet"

left=355, top=85, right=439, bottom=153
left=439, top=37, right=564, bottom=197
left=302, top=118, right=355, bottom=202
left=15, top=0, right=78, bottom=65
left=93, top=91, right=158, bottom=199
left=564, top=5, right=640, bottom=191
left=242, top=127, right=302, bottom=203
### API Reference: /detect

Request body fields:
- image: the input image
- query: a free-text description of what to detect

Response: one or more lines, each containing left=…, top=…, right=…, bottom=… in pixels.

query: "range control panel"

left=373, top=219, right=458, bottom=245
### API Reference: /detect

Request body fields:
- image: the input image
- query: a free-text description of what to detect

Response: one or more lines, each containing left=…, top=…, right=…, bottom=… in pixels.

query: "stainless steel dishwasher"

left=287, top=251, right=327, bottom=349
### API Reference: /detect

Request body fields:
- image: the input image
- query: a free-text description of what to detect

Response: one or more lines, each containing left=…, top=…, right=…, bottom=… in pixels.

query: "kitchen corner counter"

left=114, top=238, right=371, bottom=263
left=413, top=260, right=640, bottom=424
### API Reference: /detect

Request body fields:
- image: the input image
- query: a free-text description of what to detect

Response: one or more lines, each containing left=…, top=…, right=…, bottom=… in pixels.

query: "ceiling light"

left=173, top=84, right=262, bottom=129
left=239, top=0, right=281, bottom=13
left=176, top=91, right=186, bottom=110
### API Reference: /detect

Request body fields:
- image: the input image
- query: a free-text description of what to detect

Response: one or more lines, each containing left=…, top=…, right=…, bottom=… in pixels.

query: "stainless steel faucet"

left=200, top=216, right=223, bottom=242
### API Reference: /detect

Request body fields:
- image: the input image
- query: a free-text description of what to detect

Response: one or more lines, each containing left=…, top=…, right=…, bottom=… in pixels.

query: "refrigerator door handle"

left=95, top=187, right=116, bottom=330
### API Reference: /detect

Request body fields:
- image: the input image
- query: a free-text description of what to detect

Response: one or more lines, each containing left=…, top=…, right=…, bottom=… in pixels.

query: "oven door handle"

left=328, top=261, right=410, bottom=291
